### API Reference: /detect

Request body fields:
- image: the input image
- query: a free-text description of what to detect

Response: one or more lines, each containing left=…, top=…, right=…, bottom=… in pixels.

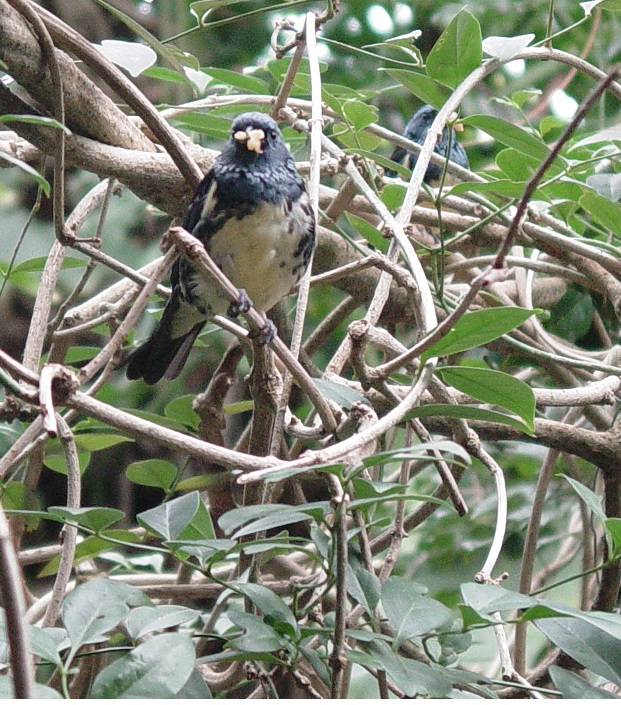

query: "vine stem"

left=0, top=502, right=35, bottom=697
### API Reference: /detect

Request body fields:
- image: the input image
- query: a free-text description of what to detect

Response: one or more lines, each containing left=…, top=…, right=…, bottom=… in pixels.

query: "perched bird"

left=385, top=104, right=469, bottom=183
left=126, top=112, right=315, bottom=385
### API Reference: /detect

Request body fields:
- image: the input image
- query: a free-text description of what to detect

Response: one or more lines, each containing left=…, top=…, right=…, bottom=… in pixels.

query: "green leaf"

left=74, top=432, right=132, bottom=451
left=165, top=395, right=200, bottom=429
left=125, top=459, right=177, bottom=492
left=347, top=565, right=381, bottom=615
left=0, top=676, right=62, bottom=699
left=406, top=403, right=533, bottom=434
left=38, top=530, right=138, bottom=578
left=535, top=617, right=621, bottom=686
left=342, top=100, right=378, bottom=130
left=27, top=626, right=65, bottom=667
left=422, top=306, right=538, bottom=363
left=91, top=633, right=196, bottom=698
left=345, top=211, right=388, bottom=252
left=580, top=189, right=621, bottom=237
left=604, top=518, right=621, bottom=559
left=560, top=474, right=606, bottom=524
left=425, top=9, right=482, bottom=89
left=9, top=256, right=85, bottom=275
left=62, top=579, right=148, bottom=650
left=47, top=506, right=124, bottom=532
left=311, top=378, right=364, bottom=409
left=0, top=153, right=50, bottom=195
left=546, top=287, right=594, bottom=344
left=172, top=112, right=231, bottom=139
left=463, top=115, right=552, bottom=162
left=234, top=583, right=298, bottom=636
left=175, top=668, right=213, bottom=698
left=125, top=605, right=200, bottom=640
left=136, top=492, right=200, bottom=540
left=201, top=68, right=270, bottom=94
left=0, top=114, right=71, bottom=133
left=380, top=182, right=407, bottom=210
left=438, top=366, right=535, bottom=432
left=549, top=665, right=619, bottom=699
left=460, top=583, right=536, bottom=616
left=382, top=577, right=453, bottom=648
left=352, top=641, right=452, bottom=697
left=382, top=69, right=450, bottom=108
left=219, top=502, right=330, bottom=537
left=495, top=147, right=540, bottom=181
left=228, top=611, right=287, bottom=653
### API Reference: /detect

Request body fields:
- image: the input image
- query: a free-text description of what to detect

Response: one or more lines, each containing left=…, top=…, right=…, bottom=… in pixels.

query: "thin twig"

left=0, top=502, right=35, bottom=697
left=41, top=414, right=80, bottom=628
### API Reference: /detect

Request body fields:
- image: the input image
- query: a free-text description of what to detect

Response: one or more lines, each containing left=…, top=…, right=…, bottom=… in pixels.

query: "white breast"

left=192, top=200, right=309, bottom=316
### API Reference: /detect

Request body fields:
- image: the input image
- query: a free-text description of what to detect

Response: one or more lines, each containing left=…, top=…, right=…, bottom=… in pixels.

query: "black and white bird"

left=126, top=112, right=315, bottom=385
left=385, top=104, right=469, bottom=184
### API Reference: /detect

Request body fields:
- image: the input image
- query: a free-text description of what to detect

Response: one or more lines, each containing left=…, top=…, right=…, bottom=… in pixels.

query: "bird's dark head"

left=404, top=105, right=438, bottom=142
left=227, top=112, right=287, bottom=164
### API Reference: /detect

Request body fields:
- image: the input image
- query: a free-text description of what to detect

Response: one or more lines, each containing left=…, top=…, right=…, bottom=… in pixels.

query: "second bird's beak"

left=234, top=127, right=265, bottom=154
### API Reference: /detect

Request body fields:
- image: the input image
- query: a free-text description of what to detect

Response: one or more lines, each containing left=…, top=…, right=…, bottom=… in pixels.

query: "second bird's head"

left=225, top=112, right=288, bottom=165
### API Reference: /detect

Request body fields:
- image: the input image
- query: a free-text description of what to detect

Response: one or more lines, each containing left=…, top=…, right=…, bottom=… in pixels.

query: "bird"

left=385, top=104, right=469, bottom=184
left=125, top=111, right=316, bottom=385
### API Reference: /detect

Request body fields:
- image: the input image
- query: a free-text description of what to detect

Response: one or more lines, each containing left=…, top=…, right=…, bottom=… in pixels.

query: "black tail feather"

left=125, top=295, right=205, bottom=384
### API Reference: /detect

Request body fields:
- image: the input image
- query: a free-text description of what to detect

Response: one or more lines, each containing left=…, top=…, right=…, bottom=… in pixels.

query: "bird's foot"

left=248, top=319, right=277, bottom=346
left=227, top=289, right=252, bottom=318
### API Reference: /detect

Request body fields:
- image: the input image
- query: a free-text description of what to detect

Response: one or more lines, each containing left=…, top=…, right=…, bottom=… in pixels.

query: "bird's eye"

left=267, top=128, right=277, bottom=140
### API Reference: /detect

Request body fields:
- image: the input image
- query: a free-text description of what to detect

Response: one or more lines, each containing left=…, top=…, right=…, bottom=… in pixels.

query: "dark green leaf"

left=342, top=100, right=378, bottom=130
left=174, top=668, right=213, bottom=698
left=125, top=605, right=200, bottom=640
left=383, top=577, right=453, bottom=647
left=165, top=395, right=200, bottom=429
left=202, top=68, right=270, bottom=94
left=438, top=366, right=535, bottom=432
left=234, top=583, right=298, bottom=634
left=91, top=633, right=195, bottom=698
left=426, top=9, right=482, bottom=88
left=382, top=69, right=450, bottom=108
left=0, top=153, right=50, bottom=195
left=47, top=506, right=124, bottom=532
left=549, top=665, right=619, bottom=698
left=345, top=212, right=388, bottom=252
left=311, top=378, right=364, bottom=409
left=10, top=256, right=85, bottom=275
left=405, top=403, right=534, bottom=435
left=137, top=492, right=200, bottom=540
left=228, top=611, right=288, bottom=653
left=535, top=617, right=621, bottom=686
left=545, top=287, right=594, bottom=343
left=580, top=189, right=621, bottom=236
left=125, top=459, right=177, bottom=492
left=0, top=676, right=62, bottom=699
left=560, top=474, right=606, bottom=524
left=422, top=306, right=538, bottom=363
left=62, top=579, right=149, bottom=649
left=461, top=582, right=536, bottom=615
left=38, top=530, right=138, bottom=578
left=463, top=115, right=552, bottom=162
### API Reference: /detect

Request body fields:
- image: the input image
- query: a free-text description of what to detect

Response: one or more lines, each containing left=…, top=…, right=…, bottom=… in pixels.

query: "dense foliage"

left=2, top=0, right=621, bottom=698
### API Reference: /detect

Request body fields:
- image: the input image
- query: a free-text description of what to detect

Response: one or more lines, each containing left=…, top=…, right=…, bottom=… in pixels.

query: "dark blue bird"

left=126, top=112, right=315, bottom=385
left=385, top=105, right=469, bottom=184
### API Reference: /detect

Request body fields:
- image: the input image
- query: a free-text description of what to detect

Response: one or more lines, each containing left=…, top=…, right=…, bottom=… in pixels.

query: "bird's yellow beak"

left=234, top=127, right=265, bottom=154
